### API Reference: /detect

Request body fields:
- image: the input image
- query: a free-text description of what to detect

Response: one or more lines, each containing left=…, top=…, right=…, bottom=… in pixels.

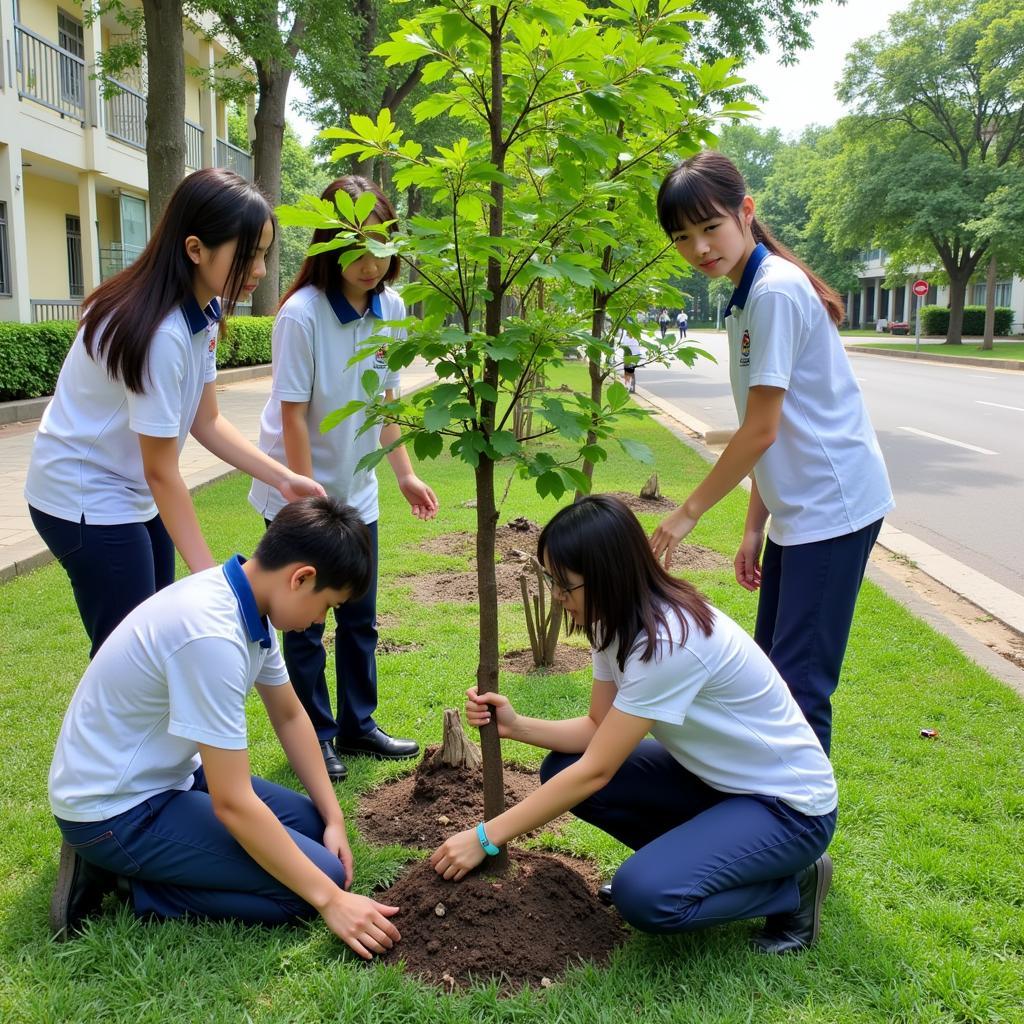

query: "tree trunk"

left=472, top=2, right=508, bottom=872
left=945, top=270, right=968, bottom=345
left=577, top=291, right=608, bottom=499
left=142, top=0, right=186, bottom=223
left=428, top=709, right=482, bottom=770
left=982, top=254, right=997, bottom=351
left=250, top=60, right=290, bottom=316
left=406, top=186, right=424, bottom=318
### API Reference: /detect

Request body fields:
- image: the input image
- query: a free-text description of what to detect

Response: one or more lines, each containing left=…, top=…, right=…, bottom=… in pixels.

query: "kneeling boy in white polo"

left=48, top=496, right=401, bottom=960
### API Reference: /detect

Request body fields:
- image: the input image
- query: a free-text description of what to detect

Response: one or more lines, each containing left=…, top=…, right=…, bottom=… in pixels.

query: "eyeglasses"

left=541, top=569, right=584, bottom=597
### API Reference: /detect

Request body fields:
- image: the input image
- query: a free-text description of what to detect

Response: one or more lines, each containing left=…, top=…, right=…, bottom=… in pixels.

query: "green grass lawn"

left=847, top=339, right=1024, bottom=360
left=2, top=364, right=1023, bottom=1022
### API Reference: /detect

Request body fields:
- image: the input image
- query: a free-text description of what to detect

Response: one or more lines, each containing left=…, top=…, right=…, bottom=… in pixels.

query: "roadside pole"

left=913, top=279, right=929, bottom=351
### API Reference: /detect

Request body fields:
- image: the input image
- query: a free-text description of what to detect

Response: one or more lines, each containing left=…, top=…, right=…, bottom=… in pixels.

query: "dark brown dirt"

left=609, top=490, right=677, bottom=514
left=501, top=646, right=593, bottom=675
left=378, top=851, right=626, bottom=992
left=417, top=520, right=540, bottom=564
left=408, top=561, right=525, bottom=604
left=359, top=749, right=556, bottom=848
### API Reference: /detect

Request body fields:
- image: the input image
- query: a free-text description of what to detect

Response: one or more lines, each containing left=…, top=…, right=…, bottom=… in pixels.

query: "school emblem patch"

left=208, top=333, right=217, bottom=354
left=740, top=330, right=750, bottom=367
left=373, top=344, right=388, bottom=370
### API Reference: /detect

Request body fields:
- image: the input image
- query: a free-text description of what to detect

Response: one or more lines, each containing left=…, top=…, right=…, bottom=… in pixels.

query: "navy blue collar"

left=725, top=243, right=770, bottom=317
left=182, top=294, right=222, bottom=336
left=222, top=555, right=272, bottom=649
left=326, top=286, right=383, bottom=326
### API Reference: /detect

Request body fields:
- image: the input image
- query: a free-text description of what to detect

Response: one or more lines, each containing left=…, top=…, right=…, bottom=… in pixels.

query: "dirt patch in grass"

left=377, top=851, right=625, bottom=992
left=418, top=532, right=476, bottom=558
left=501, top=646, right=593, bottom=675
left=378, top=637, right=422, bottom=655
left=359, top=750, right=555, bottom=848
left=408, top=562, right=525, bottom=604
left=609, top=490, right=677, bottom=514
left=495, top=517, right=541, bottom=561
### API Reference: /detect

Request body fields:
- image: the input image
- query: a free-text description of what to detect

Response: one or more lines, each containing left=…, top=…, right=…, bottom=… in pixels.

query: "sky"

left=742, top=0, right=914, bottom=138
left=285, top=0, right=915, bottom=146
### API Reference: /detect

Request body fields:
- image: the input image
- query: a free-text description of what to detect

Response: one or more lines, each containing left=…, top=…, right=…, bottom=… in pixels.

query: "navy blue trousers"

left=268, top=519, right=380, bottom=744
left=55, top=768, right=345, bottom=924
left=754, top=519, right=882, bottom=755
left=541, top=741, right=836, bottom=934
left=29, top=505, right=175, bottom=658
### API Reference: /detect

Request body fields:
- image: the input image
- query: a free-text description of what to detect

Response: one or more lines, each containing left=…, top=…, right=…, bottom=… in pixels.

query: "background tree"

left=831, top=0, right=1024, bottom=343
left=285, top=0, right=735, bottom=869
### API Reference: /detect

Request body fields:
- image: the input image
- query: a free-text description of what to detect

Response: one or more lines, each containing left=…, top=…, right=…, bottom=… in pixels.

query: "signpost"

left=913, top=279, right=929, bottom=351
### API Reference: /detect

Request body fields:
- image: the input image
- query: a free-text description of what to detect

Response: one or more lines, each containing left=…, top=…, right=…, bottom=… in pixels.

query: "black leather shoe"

left=598, top=882, right=614, bottom=906
left=335, top=727, right=419, bottom=761
left=49, top=841, right=117, bottom=941
left=752, top=853, right=833, bottom=954
left=320, top=740, right=348, bottom=781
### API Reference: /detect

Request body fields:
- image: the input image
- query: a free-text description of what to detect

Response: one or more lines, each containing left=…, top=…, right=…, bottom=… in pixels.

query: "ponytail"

left=750, top=217, right=845, bottom=326
left=657, top=151, right=846, bottom=326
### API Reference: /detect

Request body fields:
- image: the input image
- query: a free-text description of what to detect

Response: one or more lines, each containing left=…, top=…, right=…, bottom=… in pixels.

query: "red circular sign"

left=912, top=279, right=929, bottom=297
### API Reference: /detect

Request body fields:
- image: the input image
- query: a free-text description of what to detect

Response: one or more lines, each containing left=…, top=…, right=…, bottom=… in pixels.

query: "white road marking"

left=899, top=426, right=997, bottom=455
left=969, top=374, right=996, bottom=380
left=977, top=400, right=1024, bottom=413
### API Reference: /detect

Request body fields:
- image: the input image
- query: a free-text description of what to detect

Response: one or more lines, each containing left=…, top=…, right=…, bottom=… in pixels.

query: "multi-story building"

left=849, top=249, right=1024, bottom=334
left=0, top=0, right=253, bottom=323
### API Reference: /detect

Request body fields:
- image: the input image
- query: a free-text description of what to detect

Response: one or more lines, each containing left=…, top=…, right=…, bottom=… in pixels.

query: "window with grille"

left=57, top=9, right=85, bottom=108
left=66, top=215, right=84, bottom=298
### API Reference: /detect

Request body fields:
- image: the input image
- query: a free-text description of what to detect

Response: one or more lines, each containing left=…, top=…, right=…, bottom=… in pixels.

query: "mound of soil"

left=359, top=749, right=552, bottom=848
left=408, top=562, right=525, bottom=604
left=495, top=517, right=540, bottom=561
left=501, top=646, right=592, bottom=675
left=378, top=851, right=625, bottom=991
left=609, top=490, right=678, bottom=514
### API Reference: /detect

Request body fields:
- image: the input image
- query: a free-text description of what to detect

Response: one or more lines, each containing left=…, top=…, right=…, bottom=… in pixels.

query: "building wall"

left=23, top=174, right=78, bottom=299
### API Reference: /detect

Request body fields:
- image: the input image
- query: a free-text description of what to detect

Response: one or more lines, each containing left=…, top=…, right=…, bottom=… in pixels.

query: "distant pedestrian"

left=658, top=308, right=670, bottom=338
left=676, top=309, right=688, bottom=339
left=650, top=151, right=893, bottom=757
left=619, top=326, right=642, bottom=393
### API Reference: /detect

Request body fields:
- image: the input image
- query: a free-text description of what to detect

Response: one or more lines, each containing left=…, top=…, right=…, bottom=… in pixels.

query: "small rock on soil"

left=359, top=749, right=559, bottom=848
left=377, top=851, right=625, bottom=992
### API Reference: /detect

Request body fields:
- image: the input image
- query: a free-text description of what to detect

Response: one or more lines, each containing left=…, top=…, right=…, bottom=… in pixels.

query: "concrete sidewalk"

left=0, top=360, right=436, bottom=583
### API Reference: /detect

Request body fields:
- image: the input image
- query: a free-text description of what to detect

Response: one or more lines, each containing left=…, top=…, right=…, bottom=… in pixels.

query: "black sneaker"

left=49, top=841, right=117, bottom=941
left=751, top=853, right=833, bottom=954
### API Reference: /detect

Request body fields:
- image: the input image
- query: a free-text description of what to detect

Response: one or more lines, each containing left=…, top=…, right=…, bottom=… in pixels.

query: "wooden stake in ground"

left=640, top=473, right=660, bottom=500
left=428, top=709, right=483, bottom=771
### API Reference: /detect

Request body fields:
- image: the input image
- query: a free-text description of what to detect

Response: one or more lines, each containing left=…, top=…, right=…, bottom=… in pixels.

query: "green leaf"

left=319, top=400, right=365, bottom=433
left=354, top=447, right=391, bottom=474
left=580, top=444, right=607, bottom=464
left=423, top=404, right=451, bottom=431
left=536, top=471, right=565, bottom=500
left=354, top=190, right=377, bottom=223
left=560, top=467, right=592, bottom=494
left=606, top=381, right=630, bottom=410
left=583, top=88, right=624, bottom=121
left=618, top=437, right=655, bottom=464
left=413, top=432, right=444, bottom=460
left=489, top=430, right=520, bottom=456
left=334, top=189, right=356, bottom=223
left=361, top=369, right=381, bottom=396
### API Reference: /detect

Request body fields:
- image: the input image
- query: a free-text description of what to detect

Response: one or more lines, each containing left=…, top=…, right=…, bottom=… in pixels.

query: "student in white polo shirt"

left=650, top=151, right=894, bottom=756
left=48, top=497, right=402, bottom=959
left=25, top=169, right=323, bottom=657
left=249, top=176, right=437, bottom=781
left=431, top=496, right=837, bottom=955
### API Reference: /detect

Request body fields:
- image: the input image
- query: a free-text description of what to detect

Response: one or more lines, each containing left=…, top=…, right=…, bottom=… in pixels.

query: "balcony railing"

left=104, top=79, right=147, bottom=149
left=216, top=138, right=253, bottom=181
left=31, top=299, right=81, bottom=323
left=185, top=119, right=204, bottom=171
left=14, top=24, right=86, bottom=122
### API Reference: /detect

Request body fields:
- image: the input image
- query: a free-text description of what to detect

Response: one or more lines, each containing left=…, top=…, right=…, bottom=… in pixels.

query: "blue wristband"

left=476, top=822, right=500, bottom=856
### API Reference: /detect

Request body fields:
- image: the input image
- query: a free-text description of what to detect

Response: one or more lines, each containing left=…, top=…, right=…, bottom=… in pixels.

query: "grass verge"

left=1, top=363, right=1022, bottom=1022
left=847, top=340, right=1024, bottom=361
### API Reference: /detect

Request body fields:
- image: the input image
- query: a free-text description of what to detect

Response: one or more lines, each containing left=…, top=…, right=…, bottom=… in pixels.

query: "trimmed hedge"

left=0, top=315, right=273, bottom=402
left=920, top=305, right=1014, bottom=337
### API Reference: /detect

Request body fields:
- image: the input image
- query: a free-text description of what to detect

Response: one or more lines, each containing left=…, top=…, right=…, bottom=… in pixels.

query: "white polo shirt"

left=595, top=605, right=837, bottom=817
left=249, top=284, right=403, bottom=525
left=49, top=556, right=289, bottom=823
left=25, top=297, right=220, bottom=525
left=725, top=245, right=893, bottom=545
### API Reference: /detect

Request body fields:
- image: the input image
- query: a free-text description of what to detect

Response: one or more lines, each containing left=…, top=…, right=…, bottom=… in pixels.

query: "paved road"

left=637, top=330, right=1024, bottom=601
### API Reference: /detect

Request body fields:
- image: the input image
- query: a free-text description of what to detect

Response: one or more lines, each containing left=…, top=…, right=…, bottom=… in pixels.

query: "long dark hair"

left=280, top=176, right=400, bottom=308
left=80, top=168, right=273, bottom=394
left=537, top=495, right=714, bottom=671
left=657, top=150, right=844, bottom=326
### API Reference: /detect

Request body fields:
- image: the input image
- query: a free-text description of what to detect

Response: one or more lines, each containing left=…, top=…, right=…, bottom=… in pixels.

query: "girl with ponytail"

left=649, top=150, right=893, bottom=756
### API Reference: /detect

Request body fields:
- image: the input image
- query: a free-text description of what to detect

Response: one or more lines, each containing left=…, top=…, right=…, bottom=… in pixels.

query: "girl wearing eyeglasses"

left=431, top=494, right=837, bottom=954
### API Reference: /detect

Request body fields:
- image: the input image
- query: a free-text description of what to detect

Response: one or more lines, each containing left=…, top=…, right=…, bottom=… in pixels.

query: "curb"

left=634, top=384, right=735, bottom=445
left=846, top=345, right=1024, bottom=371
left=0, top=364, right=273, bottom=428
